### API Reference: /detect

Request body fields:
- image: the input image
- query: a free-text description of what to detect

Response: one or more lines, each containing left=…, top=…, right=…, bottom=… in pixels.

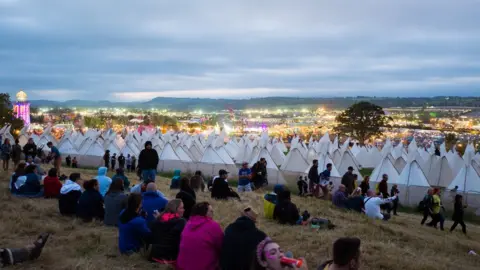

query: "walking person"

left=71, top=157, right=78, bottom=168
left=1, top=138, right=12, bottom=171
left=341, top=166, right=355, bottom=195
left=111, top=153, right=117, bottom=171
left=131, top=155, right=137, bottom=173
left=427, top=188, right=445, bottom=230
left=450, top=194, right=467, bottom=234
left=66, top=155, right=72, bottom=167
left=47, top=142, right=61, bottom=176
left=307, top=159, right=320, bottom=196
left=103, top=150, right=110, bottom=169
left=421, top=189, right=434, bottom=225
left=11, top=139, right=22, bottom=169
left=390, top=184, right=400, bottom=216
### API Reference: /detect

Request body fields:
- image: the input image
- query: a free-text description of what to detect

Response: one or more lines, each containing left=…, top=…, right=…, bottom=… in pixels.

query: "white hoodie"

left=364, top=196, right=397, bottom=220
left=60, top=180, right=82, bottom=194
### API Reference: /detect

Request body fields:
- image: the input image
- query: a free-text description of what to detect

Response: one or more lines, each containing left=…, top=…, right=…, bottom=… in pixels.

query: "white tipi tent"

left=370, top=156, right=400, bottom=184
left=397, top=160, right=431, bottom=206
left=426, top=156, right=454, bottom=188
left=158, top=143, right=186, bottom=172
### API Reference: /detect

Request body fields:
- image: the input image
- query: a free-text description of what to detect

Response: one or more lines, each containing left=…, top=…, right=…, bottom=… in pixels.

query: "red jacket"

left=43, top=176, right=62, bottom=198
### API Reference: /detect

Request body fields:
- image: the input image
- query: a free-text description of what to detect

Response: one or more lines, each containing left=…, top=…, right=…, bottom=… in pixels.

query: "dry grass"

left=1, top=166, right=480, bottom=270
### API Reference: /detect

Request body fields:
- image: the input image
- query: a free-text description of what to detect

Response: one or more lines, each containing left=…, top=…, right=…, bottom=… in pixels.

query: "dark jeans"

left=421, top=209, right=433, bottom=225
left=450, top=220, right=466, bottom=234
left=383, top=213, right=391, bottom=221
left=392, top=198, right=399, bottom=214
left=111, top=162, right=116, bottom=170
left=428, top=213, right=445, bottom=230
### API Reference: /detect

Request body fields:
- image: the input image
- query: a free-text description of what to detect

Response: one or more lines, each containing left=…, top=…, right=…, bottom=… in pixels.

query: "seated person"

left=0, top=233, right=50, bottom=267
left=318, top=237, right=361, bottom=270
left=58, top=173, right=82, bottom=216
left=43, top=168, right=62, bottom=198
left=170, top=169, right=181, bottom=189
left=112, top=168, right=130, bottom=189
left=273, top=190, right=301, bottom=225
left=297, top=176, right=308, bottom=196
left=149, top=199, right=186, bottom=264
left=10, top=163, right=26, bottom=193
left=211, top=170, right=240, bottom=200
left=364, top=190, right=397, bottom=221
left=332, top=185, right=348, bottom=208
left=16, top=165, right=43, bottom=197
left=190, top=170, right=205, bottom=192
left=175, top=178, right=196, bottom=219
left=118, top=194, right=151, bottom=254
left=104, top=178, right=128, bottom=226
left=94, top=167, right=111, bottom=197
left=77, top=179, right=105, bottom=222
left=142, top=183, right=168, bottom=222
left=345, top=188, right=365, bottom=213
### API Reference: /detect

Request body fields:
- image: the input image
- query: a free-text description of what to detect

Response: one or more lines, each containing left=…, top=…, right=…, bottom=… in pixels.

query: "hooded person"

left=177, top=202, right=224, bottom=270
left=220, top=207, right=267, bottom=270
left=58, top=173, right=82, bottom=216
left=138, top=141, right=159, bottom=183
left=94, top=167, right=112, bottom=197
left=112, top=168, right=130, bottom=189
left=77, top=179, right=105, bottom=222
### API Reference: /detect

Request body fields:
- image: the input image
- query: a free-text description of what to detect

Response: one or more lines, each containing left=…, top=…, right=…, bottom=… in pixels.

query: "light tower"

left=13, top=89, right=30, bottom=125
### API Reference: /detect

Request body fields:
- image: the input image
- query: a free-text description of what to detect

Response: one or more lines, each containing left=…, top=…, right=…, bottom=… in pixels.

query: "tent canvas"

left=426, top=156, right=454, bottom=188
left=280, top=148, right=309, bottom=173
left=270, top=144, right=286, bottom=166
left=158, top=143, right=186, bottom=172
left=397, top=160, right=431, bottom=206
left=393, top=156, right=407, bottom=174
left=337, top=150, right=363, bottom=181
left=370, top=156, right=400, bottom=184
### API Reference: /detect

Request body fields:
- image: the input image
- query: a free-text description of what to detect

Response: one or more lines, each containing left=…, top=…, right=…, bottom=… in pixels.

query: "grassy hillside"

left=1, top=166, right=479, bottom=269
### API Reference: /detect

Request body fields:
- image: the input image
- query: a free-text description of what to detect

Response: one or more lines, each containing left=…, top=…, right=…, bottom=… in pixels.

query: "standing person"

left=341, top=166, right=355, bottom=195
left=190, top=171, right=206, bottom=192
left=359, top=176, right=370, bottom=196
left=308, top=159, right=320, bottom=196
left=176, top=177, right=196, bottom=219
left=319, top=163, right=333, bottom=198
left=23, top=138, right=37, bottom=159
left=126, top=154, right=132, bottom=172
left=65, top=155, right=72, bottom=167
left=450, top=194, right=467, bottom=234
left=71, top=157, right=78, bottom=168
left=118, top=194, right=151, bottom=254
left=104, top=178, right=128, bottom=226
left=177, top=202, right=224, bottom=270
left=421, top=189, right=434, bottom=225
left=318, top=237, right=361, bottom=270
left=251, top=158, right=267, bottom=189
left=220, top=208, right=266, bottom=270
left=364, top=190, right=397, bottom=221
left=118, top=153, right=126, bottom=169
left=131, top=155, right=137, bottom=173
left=238, top=162, right=253, bottom=193
left=138, top=141, right=159, bottom=183
left=77, top=179, right=105, bottom=222
left=11, top=139, right=22, bottom=168
left=378, top=174, right=389, bottom=198
left=428, top=188, right=445, bottom=230
left=46, top=142, right=61, bottom=176
left=111, top=153, right=117, bottom=171
left=1, top=138, right=12, bottom=171
left=103, top=150, right=110, bottom=169
left=390, top=184, right=400, bottom=216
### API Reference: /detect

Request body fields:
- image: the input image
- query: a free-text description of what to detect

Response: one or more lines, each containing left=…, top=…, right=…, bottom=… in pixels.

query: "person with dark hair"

left=332, top=185, right=348, bottom=209
left=211, top=169, right=240, bottom=200
left=11, top=139, right=22, bottom=168
left=0, top=233, right=50, bottom=267
left=251, top=158, right=267, bottom=189
left=46, top=142, right=61, bottom=176
left=190, top=170, right=205, bottom=192
left=308, top=159, right=320, bottom=196
left=142, top=182, right=168, bottom=222
left=238, top=162, right=253, bottom=193
left=177, top=202, right=224, bottom=270
left=420, top=188, right=434, bottom=225
left=1, top=138, right=11, bottom=171
left=58, top=173, right=82, bottom=216
left=318, top=237, right=361, bottom=270
left=16, top=165, right=43, bottom=197
left=104, top=178, right=128, bottom=226
left=126, top=154, right=132, bottom=172
left=390, top=184, right=400, bottom=216
left=23, top=138, right=37, bottom=159
left=319, top=163, right=333, bottom=199
left=77, top=179, right=105, bottom=222
left=359, top=176, right=370, bottom=196
left=138, top=141, right=159, bottom=182
left=118, top=153, right=126, bottom=169
left=118, top=193, right=151, bottom=254
left=112, top=168, right=130, bottom=189
left=378, top=174, right=389, bottom=198
left=71, top=157, right=78, bottom=168
left=251, top=237, right=308, bottom=270
left=111, top=153, right=117, bottom=171
left=43, top=168, right=62, bottom=198
left=273, top=189, right=301, bottom=225
left=10, top=162, right=26, bottom=193
left=427, top=188, right=445, bottom=230
left=297, top=176, right=308, bottom=196
left=341, top=166, right=355, bottom=195
left=65, top=155, right=72, bottom=167
left=450, top=194, right=467, bottom=234
left=221, top=207, right=267, bottom=270
left=103, top=150, right=110, bottom=169
left=149, top=199, right=186, bottom=265
left=176, top=177, right=196, bottom=219
left=131, top=155, right=137, bottom=173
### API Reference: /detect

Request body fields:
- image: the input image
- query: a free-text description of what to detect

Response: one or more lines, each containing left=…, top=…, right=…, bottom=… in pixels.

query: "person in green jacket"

left=427, top=188, right=444, bottom=230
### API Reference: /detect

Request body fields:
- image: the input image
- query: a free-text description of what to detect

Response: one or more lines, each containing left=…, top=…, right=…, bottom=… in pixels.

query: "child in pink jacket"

left=177, top=202, right=224, bottom=270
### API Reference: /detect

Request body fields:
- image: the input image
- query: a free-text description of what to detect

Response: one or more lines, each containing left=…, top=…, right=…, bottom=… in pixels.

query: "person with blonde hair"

left=149, top=199, right=186, bottom=265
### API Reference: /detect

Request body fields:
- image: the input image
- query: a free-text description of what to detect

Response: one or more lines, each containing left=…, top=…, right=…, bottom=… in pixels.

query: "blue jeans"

left=142, top=169, right=156, bottom=183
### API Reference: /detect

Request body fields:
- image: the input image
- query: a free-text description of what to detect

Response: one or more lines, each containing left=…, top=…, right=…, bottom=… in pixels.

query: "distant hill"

left=29, top=96, right=480, bottom=111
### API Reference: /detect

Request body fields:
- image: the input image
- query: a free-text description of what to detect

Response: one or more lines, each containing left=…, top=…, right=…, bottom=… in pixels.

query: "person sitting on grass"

left=142, top=182, right=169, bottom=222
left=318, top=237, right=361, bottom=270
left=77, top=179, right=105, bottom=222
left=16, top=164, right=43, bottom=197
left=177, top=202, right=224, bottom=270
left=345, top=188, right=365, bottom=213
left=332, top=185, right=348, bottom=209
left=251, top=237, right=308, bottom=270
left=112, top=168, right=130, bottom=190
left=221, top=207, right=267, bottom=270
left=190, top=170, right=206, bottom=192
left=58, top=173, right=82, bottom=216
left=43, top=168, right=62, bottom=198
left=211, top=169, right=240, bottom=200
left=10, top=163, right=26, bottom=193
left=94, top=167, right=112, bottom=197
left=364, top=190, right=397, bottom=221
left=118, top=193, right=151, bottom=255
left=176, top=177, right=196, bottom=220
left=170, top=169, right=182, bottom=189
left=104, top=178, right=128, bottom=226
left=149, top=199, right=186, bottom=265
left=273, top=189, right=304, bottom=226
left=0, top=233, right=50, bottom=267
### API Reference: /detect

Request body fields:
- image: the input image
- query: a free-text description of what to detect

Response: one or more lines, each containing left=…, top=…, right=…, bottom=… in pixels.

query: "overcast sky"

left=1, top=0, right=480, bottom=101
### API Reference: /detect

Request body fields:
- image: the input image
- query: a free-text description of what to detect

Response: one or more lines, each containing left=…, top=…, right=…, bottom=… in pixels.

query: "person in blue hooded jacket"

left=142, top=182, right=168, bottom=222
left=94, top=167, right=112, bottom=197
left=118, top=193, right=151, bottom=254
left=16, top=164, right=43, bottom=197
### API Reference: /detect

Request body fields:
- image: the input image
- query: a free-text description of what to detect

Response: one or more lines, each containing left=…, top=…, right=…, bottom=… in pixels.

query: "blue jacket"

left=118, top=212, right=151, bottom=254
left=18, top=173, right=42, bottom=195
left=142, top=191, right=168, bottom=222
left=95, top=167, right=112, bottom=197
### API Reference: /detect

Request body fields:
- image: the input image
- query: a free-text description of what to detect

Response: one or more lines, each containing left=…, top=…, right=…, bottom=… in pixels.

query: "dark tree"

left=0, top=93, right=24, bottom=136
left=334, top=101, right=390, bottom=145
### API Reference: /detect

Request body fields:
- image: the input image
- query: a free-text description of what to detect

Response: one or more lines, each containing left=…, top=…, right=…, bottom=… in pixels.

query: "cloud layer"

left=1, top=0, right=480, bottom=101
